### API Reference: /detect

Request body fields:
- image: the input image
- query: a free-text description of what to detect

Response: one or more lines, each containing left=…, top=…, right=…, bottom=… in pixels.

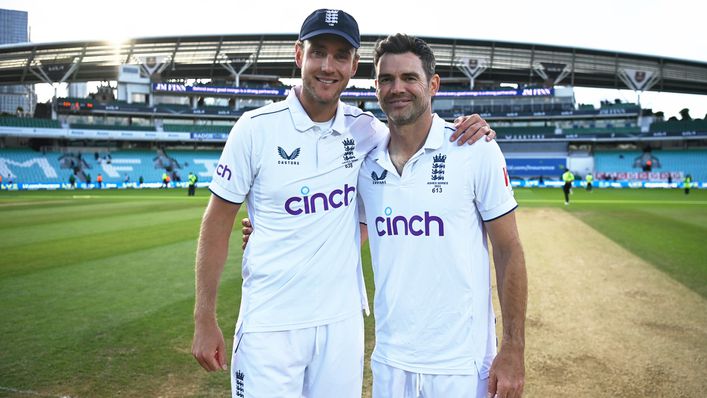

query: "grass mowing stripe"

left=0, top=199, right=77, bottom=208
left=0, top=206, right=204, bottom=249
left=0, top=386, right=67, bottom=397
left=0, top=199, right=205, bottom=230
left=0, top=192, right=211, bottom=202
left=631, top=206, right=707, bottom=231
left=58, top=194, right=212, bottom=200
left=0, top=219, right=203, bottom=278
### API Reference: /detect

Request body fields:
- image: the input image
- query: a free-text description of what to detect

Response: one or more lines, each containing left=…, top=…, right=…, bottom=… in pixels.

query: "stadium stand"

left=562, top=126, right=641, bottom=135
left=163, top=124, right=232, bottom=133
left=0, top=148, right=221, bottom=185
left=650, top=120, right=707, bottom=133
left=495, top=126, right=556, bottom=136
left=69, top=123, right=157, bottom=132
left=594, top=149, right=707, bottom=181
left=1, top=35, right=705, bottom=190
left=0, top=116, right=61, bottom=129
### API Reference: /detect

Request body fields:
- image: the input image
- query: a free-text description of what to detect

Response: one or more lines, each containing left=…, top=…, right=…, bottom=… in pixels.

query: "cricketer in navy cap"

left=299, top=9, right=361, bottom=49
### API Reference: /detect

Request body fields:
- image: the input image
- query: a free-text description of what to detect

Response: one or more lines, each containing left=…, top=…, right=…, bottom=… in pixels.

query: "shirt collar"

left=287, top=86, right=346, bottom=135
left=371, top=113, right=445, bottom=163
left=421, top=114, right=446, bottom=152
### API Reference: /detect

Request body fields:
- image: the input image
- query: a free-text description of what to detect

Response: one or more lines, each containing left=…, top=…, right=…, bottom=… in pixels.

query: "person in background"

left=684, top=174, right=692, bottom=195
left=562, top=168, right=575, bottom=205
left=585, top=172, right=593, bottom=192
left=187, top=172, right=198, bottom=196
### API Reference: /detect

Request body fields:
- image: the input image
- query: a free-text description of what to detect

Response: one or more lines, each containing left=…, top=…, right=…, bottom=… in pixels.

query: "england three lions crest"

left=428, top=153, right=448, bottom=192
left=342, top=138, right=356, bottom=168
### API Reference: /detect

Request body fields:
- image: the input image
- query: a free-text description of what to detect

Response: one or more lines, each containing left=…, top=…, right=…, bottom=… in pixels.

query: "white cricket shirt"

left=358, top=114, right=517, bottom=377
left=210, top=88, right=387, bottom=333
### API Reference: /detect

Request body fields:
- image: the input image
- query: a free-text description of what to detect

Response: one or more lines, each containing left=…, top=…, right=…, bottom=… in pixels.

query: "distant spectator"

left=139, top=176, right=144, bottom=187
left=633, top=148, right=661, bottom=172
left=684, top=174, right=692, bottom=195
left=187, top=172, right=198, bottom=196
left=69, top=174, right=76, bottom=189
left=562, top=168, right=575, bottom=205
left=96, top=173, right=103, bottom=189
left=585, top=173, right=593, bottom=192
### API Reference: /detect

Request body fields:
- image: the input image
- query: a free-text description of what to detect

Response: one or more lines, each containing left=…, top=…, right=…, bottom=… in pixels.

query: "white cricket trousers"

left=372, top=359, right=488, bottom=398
left=231, top=314, right=364, bottom=398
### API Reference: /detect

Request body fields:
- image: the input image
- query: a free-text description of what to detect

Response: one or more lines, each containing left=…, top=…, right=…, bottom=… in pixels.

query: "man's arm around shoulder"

left=192, top=194, right=241, bottom=372
left=486, top=210, right=527, bottom=398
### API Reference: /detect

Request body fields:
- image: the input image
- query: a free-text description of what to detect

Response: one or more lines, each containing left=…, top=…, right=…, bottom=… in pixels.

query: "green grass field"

left=0, top=187, right=705, bottom=397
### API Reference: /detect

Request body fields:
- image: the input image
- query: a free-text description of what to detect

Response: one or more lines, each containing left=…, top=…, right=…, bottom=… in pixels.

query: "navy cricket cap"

left=299, top=9, right=360, bottom=49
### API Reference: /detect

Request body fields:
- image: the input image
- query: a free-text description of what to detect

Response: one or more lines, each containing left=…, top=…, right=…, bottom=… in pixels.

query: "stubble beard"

left=302, top=76, right=344, bottom=107
left=383, top=95, right=429, bottom=127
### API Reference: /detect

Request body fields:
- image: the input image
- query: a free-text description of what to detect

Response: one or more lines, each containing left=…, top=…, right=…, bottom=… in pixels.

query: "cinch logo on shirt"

left=375, top=207, right=445, bottom=237
left=278, top=146, right=301, bottom=165
left=284, top=184, right=356, bottom=215
left=216, top=163, right=232, bottom=180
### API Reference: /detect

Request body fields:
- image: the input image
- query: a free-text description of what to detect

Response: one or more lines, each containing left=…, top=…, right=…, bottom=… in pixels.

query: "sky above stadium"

left=1, top=0, right=705, bottom=118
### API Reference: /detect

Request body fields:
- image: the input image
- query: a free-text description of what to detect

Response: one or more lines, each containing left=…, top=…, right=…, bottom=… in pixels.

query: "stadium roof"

left=1, top=34, right=707, bottom=95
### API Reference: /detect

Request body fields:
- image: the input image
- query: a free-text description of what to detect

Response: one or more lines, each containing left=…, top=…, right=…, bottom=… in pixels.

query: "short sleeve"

left=208, top=116, right=256, bottom=204
left=470, top=141, right=518, bottom=222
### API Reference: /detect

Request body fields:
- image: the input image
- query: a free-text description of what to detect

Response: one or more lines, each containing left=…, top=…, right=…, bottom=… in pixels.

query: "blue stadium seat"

left=0, top=148, right=221, bottom=185
left=594, top=149, right=707, bottom=181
